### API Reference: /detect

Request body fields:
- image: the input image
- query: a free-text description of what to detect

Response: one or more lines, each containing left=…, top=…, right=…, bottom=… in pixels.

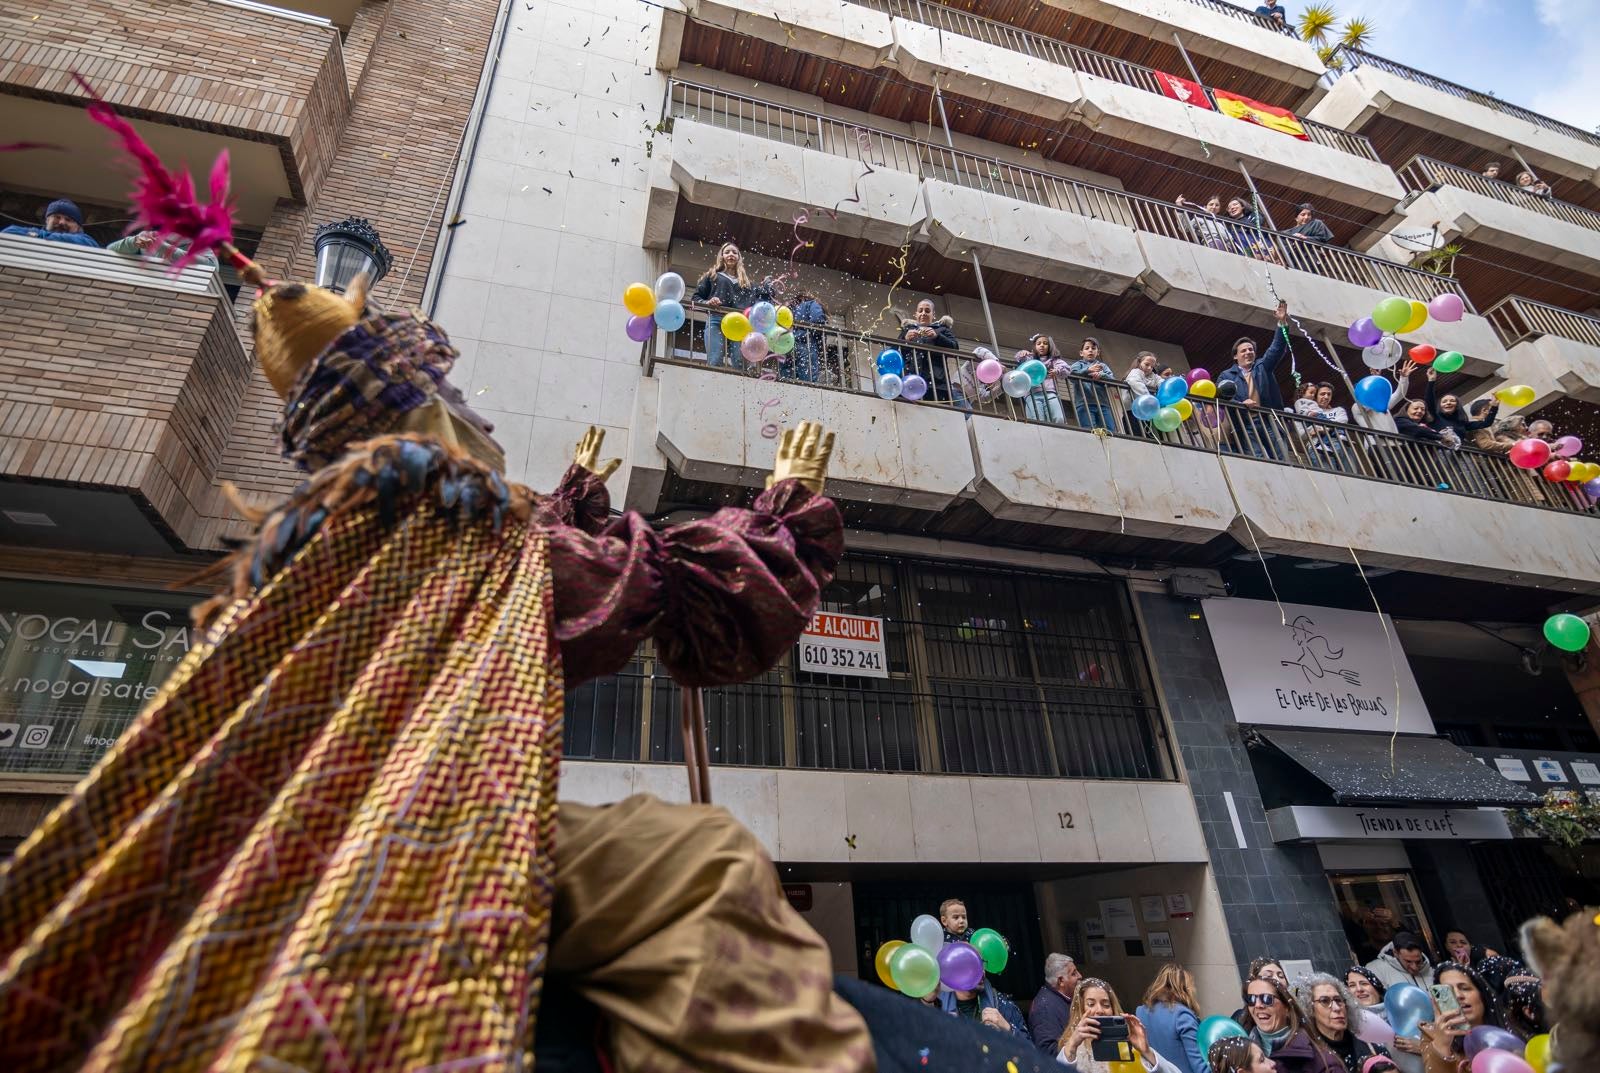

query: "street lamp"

left=312, top=216, right=392, bottom=293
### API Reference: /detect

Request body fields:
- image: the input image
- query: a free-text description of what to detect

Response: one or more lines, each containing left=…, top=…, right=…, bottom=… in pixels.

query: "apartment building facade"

left=3, top=0, right=1599, bottom=1005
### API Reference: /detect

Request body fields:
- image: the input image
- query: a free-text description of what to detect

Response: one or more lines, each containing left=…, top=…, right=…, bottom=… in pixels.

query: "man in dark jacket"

left=1028, top=952, right=1081, bottom=1053
left=1216, top=300, right=1291, bottom=459
left=940, top=976, right=1028, bottom=1039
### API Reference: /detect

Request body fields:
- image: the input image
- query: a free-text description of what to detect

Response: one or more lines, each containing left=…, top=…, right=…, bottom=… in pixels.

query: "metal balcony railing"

left=1399, top=155, right=1600, bottom=236
left=652, top=306, right=1595, bottom=517
left=848, top=0, right=1377, bottom=160
left=1177, top=0, right=1300, bottom=35
left=1330, top=45, right=1600, bottom=151
left=1485, top=296, right=1600, bottom=350
left=668, top=81, right=1470, bottom=306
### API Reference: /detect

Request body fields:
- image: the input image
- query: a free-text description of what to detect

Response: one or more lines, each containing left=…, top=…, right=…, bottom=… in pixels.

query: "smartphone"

left=1091, top=1015, right=1134, bottom=1062
left=1430, top=984, right=1460, bottom=1016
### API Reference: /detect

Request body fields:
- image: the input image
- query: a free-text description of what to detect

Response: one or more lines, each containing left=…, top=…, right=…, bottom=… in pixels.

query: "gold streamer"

left=1092, top=427, right=1127, bottom=534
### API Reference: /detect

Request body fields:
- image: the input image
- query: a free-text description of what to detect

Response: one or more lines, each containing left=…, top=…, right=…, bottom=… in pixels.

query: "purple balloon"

left=625, top=314, right=655, bottom=342
left=1465, top=1026, right=1524, bottom=1059
left=901, top=373, right=929, bottom=401
left=1348, top=317, right=1382, bottom=348
left=1584, top=477, right=1600, bottom=498
left=1430, top=292, right=1466, bottom=323
left=936, top=941, right=985, bottom=992
left=1470, top=1050, right=1535, bottom=1073
left=1187, top=366, right=1211, bottom=385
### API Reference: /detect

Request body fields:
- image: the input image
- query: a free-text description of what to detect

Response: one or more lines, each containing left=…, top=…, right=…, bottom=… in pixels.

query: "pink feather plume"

left=73, top=72, right=236, bottom=273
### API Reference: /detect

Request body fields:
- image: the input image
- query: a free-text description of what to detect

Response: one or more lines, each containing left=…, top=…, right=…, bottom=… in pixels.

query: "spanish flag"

left=1213, top=89, right=1309, bottom=140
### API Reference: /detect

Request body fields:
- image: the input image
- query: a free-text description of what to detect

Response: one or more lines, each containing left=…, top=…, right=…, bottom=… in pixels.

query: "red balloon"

left=1409, top=345, right=1438, bottom=364
left=1544, top=460, right=1572, bottom=482
left=1509, top=438, right=1552, bottom=469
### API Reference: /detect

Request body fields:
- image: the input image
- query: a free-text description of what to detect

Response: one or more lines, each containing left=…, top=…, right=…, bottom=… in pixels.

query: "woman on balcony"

left=898, top=299, right=963, bottom=405
left=1424, top=369, right=1497, bottom=495
left=1224, top=196, right=1285, bottom=266
left=1295, top=382, right=1353, bottom=472
left=1175, top=194, right=1232, bottom=251
left=693, top=242, right=774, bottom=371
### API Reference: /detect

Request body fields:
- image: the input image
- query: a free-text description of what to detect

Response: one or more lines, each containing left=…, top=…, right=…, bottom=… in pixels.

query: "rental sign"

left=797, top=612, right=888, bottom=678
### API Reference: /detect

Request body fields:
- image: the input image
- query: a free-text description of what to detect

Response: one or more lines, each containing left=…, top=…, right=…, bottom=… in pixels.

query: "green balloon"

left=971, top=928, right=1009, bottom=975
left=1372, top=296, right=1412, bottom=333
left=1152, top=405, right=1183, bottom=432
left=767, top=327, right=795, bottom=355
left=888, top=943, right=940, bottom=997
left=1545, top=613, right=1592, bottom=653
left=1432, top=351, right=1464, bottom=374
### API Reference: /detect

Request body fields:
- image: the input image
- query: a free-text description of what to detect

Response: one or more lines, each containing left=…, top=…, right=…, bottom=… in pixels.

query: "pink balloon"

left=741, top=332, right=770, bottom=362
left=1553, top=435, right=1583, bottom=458
left=1470, top=1050, right=1534, bottom=1073
left=1187, top=367, right=1211, bottom=385
left=1429, top=293, right=1465, bottom=323
left=976, top=358, right=1003, bottom=384
left=625, top=314, right=655, bottom=342
left=1509, top=438, right=1551, bottom=469
left=1353, top=1013, right=1395, bottom=1046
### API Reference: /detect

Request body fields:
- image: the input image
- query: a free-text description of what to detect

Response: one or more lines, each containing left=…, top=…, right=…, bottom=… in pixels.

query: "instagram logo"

left=20, top=724, right=53, bottom=749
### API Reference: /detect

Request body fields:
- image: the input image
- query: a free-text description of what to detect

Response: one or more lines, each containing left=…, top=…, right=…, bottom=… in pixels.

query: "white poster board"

left=1099, top=897, right=1140, bottom=939
left=1147, top=931, right=1174, bottom=958
left=797, top=612, right=888, bottom=678
left=1202, top=598, right=1434, bottom=734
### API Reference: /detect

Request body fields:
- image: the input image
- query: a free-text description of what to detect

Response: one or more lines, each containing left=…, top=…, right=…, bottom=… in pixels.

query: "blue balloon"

left=1132, top=394, right=1161, bottom=422
left=1019, top=359, right=1048, bottom=386
left=1157, top=376, right=1189, bottom=406
left=653, top=299, right=686, bottom=332
left=877, top=349, right=904, bottom=376
left=1384, top=983, right=1432, bottom=1038
left=1354, top=374, right=1392, bottom=412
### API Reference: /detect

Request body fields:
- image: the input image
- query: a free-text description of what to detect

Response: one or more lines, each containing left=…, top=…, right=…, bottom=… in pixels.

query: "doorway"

left=1327, top=870, right=1436, bottom=964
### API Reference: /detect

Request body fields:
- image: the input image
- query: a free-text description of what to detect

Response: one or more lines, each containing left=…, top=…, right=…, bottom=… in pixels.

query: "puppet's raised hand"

left=767, top=420, right=834, bottom=494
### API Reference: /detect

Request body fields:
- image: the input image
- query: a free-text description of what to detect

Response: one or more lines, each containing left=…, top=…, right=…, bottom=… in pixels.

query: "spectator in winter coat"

left=1366, top=934, right=1433, bottom=990
left=1471, top=405, right=1522, bottom=453
left=899, top=300, right=963, bottom=406
left=941, top=976, right=1027, bottom=1038
left=1023, top=333, right=1068, bottom=425
left=1216, top=301, right=1291, bottom=458
left=1125, top=353, right=1161, bottom=398
left=1298, top=973, right=1390, bottom=1073
left=1244, top=977, right=1341, bottom=1073
left=1225, top=196, right=1282, bottom=264
left=108, top=230, right=219, bottom=268
left=789, top=291, right=827, bottom=384
left=1030, top=954, right=1082, bottom=1054
left=1514, top=172, right=1553, bottom=198
left=1175, top=195, right=1233, bottom=250
left=940, top=897, right=972, bottom=944
left=1058, top=978, right=1186, bottom=1073
left=2, top=198, right=101, bottom=248
left=1285, top=203, right=1335, bottom=244
left=1296, top=382, right=1352, bottom=471
left=1135, top=965, right=1208, bottom=1073
left=692, top=242, right=774, bottom=370
left=1395, top=401, right=1448, bottom=446
left=1069, top=337, right=1116, bottom=431
left=1423, top=371, right=1496, bottom=443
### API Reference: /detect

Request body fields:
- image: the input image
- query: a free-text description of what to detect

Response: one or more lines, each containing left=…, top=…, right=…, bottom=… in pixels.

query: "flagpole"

left=1170, top=32, right=1217, bottom=109
left=933, top=85, right=1004, bottom=362
left=1237, top=162, right=1279, bottom=231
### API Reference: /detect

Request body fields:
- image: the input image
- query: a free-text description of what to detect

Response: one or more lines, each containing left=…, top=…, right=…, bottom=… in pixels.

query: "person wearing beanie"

left=1, top=197, right=101, bottom=248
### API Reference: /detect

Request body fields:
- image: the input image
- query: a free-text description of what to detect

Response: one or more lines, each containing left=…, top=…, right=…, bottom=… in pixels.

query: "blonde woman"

left=691, top=242, right=774, bottom=370
left=1057, top=977, right=1184, bottom=1072
left=1135, top=964, right=1207, bottom=1073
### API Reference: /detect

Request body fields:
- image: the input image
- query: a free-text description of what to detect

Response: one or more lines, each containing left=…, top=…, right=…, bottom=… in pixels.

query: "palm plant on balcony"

left=1410, top=241, right=1464, bottom=277
left=1298, top=4, right=1374, bottom=68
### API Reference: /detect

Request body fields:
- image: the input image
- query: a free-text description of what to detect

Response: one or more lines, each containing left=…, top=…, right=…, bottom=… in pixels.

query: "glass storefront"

left=0, top=579, right=196, bottom=775
left=1328, top=870, right=1436, bottom=964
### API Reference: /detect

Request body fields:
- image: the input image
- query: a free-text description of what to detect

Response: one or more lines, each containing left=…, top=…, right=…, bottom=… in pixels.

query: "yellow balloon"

left=776, top=305, right=794, bottom=329
left=623, top=282, right=655, bottom=317
left=1174, top=398, right=1194, bottom=420
left=1524, top=1032, right=1551, bottom=1073
left=874, top=940, right=905, bottom=988
left=1108, top=1060, right=1142, bottom=1073
left=1400, top=300, right=1429, bottom=334
left=1494, top=384, right=1536, bottom=407
left=1190, top=378, right=1216, bottom=399
left=1571, top=461, right=1597, bottom=482
left=720, top=311, right=753, bottom=341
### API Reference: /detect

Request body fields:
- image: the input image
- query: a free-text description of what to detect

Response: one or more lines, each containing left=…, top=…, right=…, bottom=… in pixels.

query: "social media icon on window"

left=0, top=723, right=19, bottom=748
left=20, top=725, right=54, bottom=749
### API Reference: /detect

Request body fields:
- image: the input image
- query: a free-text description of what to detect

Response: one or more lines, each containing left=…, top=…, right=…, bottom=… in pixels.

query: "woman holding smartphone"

left=1417, top=965, right=1503, bottom=1072
left=1056, top=978, right=1184, bottom=1071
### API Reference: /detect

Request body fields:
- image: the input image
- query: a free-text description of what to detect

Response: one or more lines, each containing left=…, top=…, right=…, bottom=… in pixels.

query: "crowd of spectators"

left=1174, top=194, right=1336, bottom=270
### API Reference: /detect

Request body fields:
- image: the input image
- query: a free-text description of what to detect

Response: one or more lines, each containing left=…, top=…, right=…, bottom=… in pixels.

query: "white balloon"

left=654, top=271, right=685, bottom=303
left=1362, top=334, right=1403, bottom=369
left=909, top=913, right=944, bottom=953
left=1002, top=369, right=1033, bottom=398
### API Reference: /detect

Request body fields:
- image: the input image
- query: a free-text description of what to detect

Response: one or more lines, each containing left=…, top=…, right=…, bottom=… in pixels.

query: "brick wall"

left=1138, top=591, right=1355, bottom=976
left=0, top=0, right=351, bottom=201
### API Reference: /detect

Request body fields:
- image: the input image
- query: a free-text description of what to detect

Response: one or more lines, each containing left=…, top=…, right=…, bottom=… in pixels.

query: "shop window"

left=0, top=579, right=197, bottom=775
left=1328, top=871, right=1436, bottom=965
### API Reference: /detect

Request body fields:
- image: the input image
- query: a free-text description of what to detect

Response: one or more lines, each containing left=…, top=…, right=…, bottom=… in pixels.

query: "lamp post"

left=312, top=216, right=392, bottom=293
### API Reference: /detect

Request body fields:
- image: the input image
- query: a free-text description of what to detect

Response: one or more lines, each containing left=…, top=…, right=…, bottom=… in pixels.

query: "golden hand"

left=767, top=420, right=835, bottom=494
left=573, top=426, right=622, bottom=482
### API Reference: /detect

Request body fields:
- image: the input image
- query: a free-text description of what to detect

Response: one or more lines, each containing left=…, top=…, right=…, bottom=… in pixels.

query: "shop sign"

left=1265, top=805, right=1512, bottom=843
left=1202, top=598, right=1435, bottom=735
left=797, top=612, right=888, bottom=678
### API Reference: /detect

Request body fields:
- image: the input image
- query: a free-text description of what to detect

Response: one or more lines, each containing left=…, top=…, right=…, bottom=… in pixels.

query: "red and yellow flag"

left=1214, top=89, right=1309, bottom=140
left=1154, top=70, right=1214, bottom=110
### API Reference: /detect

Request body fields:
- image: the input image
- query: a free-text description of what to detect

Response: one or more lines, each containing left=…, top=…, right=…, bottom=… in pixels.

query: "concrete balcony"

left=663, top=82, right=1503, bottom=372
left=1372, top=156, right=1600, bottom=279
left=674, top=0, right=1399, bottom=209
left=1485, top=297, right=1600, bottom=409
left=1307, top=48, right=1600, bottom=191
left=0, top=236, right=253, bottom=553
left=0, top=0, right=352, bottom=221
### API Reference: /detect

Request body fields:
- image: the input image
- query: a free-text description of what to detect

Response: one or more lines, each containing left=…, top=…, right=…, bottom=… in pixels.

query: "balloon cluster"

left=1462, top=1024, right=1547, bottom=1073
left=873, top=916, right=1009, bottom=999
left=1131, top=369, right=1213, bottom=431
left=1507, top=434, right=1600, bottom=495
left=621, top=275, right=797, bottom=362
left=1347, top=293, right=1465, bottom=372
left=873, top=349, right=928, bottom=401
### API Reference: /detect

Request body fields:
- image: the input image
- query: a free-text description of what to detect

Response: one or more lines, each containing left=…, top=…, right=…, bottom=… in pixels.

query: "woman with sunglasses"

left=1242, top=977, right=1340, bottom=1072
left=1299, top=973, right=1389, bottom=1073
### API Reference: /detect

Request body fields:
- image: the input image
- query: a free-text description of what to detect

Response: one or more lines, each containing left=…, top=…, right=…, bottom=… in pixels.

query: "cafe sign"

left=1266, top=805, right=1513, bottom=843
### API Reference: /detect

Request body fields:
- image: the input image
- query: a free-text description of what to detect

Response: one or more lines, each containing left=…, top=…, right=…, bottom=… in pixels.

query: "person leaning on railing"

left=1294, top=382, right=1353, bottom=473
left=1174, top=195, right=1232, bottom=251
left=1068, top=337, right=1116, bottom=431
left=788, top=291, right=827, bottom=384
left=108, top=229, right=219, bottom=269
left=897, top=299, right=963, bottom=406
left=1, top=198, right=100, bottom=249
left=1021, top=333, right=1068, bottom=425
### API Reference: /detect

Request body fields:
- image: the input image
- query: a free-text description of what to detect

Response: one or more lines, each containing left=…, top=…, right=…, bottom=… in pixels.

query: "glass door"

left=1327, top=871, right=1436, bottom=964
